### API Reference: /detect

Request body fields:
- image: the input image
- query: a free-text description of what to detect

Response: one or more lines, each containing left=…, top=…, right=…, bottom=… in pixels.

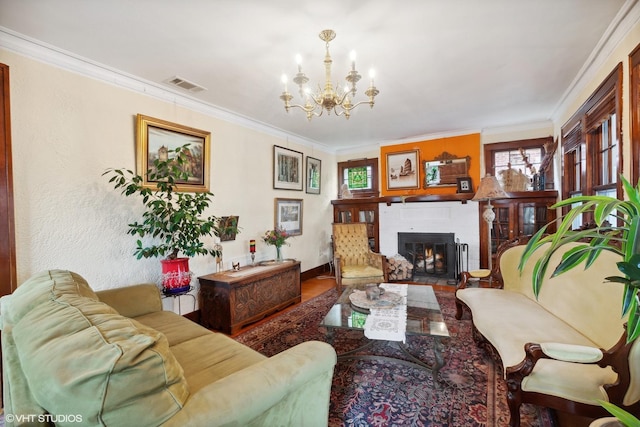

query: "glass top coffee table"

left=319, top=283, right=450, bottom=379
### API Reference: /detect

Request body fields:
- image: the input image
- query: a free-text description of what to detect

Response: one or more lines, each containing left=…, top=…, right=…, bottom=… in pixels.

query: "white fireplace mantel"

left=378, top=201, right=481, bottom=272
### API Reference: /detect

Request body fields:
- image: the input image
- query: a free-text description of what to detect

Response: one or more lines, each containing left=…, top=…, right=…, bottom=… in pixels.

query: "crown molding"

left=551, top=0, right=640, bottom=122
left=0, top=27, right=335, bottom=154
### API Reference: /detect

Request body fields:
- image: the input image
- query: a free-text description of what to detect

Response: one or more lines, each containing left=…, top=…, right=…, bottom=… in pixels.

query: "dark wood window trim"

left=560, top=63, right=623, bottom=223
left=337, top=158, right=379, bottom=198
left=0, top=63, right=16, bottom=295
left=630, top=43, right=640, bottom=185
left=483, top=137, right=554, bottom=189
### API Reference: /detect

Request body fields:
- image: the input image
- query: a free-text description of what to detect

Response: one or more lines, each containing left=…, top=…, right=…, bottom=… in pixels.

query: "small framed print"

left=456, top=176, right=473, bottom=193
left=274, top=198, right=303, bottom=236
left=273, top=145, right=303, bottom=190
left=386, top=150, right=419, bottom=190
left=306, top=156, right=321, bottom=194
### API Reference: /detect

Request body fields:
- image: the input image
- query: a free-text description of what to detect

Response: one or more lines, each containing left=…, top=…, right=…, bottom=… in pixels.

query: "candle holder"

left=249, top=239, right=256, bottom=265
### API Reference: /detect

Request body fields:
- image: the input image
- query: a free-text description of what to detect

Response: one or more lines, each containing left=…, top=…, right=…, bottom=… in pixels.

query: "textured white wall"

left=379, top=202, right=481, bottom=272
left=2, top=49, right=336, bottom=313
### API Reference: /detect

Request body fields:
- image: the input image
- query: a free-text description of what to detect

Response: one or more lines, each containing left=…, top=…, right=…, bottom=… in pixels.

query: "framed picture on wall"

left=136, top=114, right=210, bottom=192
left=306, top=156, right=321, bottom=194
left=386, top=150, right=420, bottom=189
left=274, top=198, right=303, bottom=236
left=273, top=145, right=303, bottom=190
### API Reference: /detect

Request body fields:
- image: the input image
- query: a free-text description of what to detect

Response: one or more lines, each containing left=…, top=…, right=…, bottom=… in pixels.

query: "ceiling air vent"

left=164, top=76, right=207, bottom=93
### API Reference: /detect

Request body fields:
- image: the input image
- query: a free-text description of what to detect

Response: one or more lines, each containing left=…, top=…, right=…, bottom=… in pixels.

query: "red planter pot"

left=160, top=258, right=192, bottom=294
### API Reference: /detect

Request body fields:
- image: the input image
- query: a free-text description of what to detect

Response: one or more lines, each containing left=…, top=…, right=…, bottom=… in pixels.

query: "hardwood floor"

left=231, top=274, right=595, bottom=426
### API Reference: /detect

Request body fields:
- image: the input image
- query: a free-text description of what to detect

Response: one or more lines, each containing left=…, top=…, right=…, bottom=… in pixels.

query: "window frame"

left=483, top=137, right=553, bottom=189
left=337, top=158, right=379, bottom=198
left=560, top=63, right=623, bottom=223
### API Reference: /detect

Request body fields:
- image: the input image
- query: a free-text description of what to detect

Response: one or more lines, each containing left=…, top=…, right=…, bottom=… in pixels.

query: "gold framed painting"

left=136, top=114, right=211, bottom=192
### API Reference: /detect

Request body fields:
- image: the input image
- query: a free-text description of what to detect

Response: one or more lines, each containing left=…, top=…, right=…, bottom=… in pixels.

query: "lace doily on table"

left=363, top=283, right=408, bottom=342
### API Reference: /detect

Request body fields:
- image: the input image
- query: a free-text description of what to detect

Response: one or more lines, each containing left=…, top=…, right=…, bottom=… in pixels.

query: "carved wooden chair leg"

left=506, top=377, right=523, bottom=427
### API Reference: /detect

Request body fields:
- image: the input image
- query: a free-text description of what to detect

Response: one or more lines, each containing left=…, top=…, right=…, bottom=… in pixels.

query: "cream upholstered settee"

left=0, top=270, right=337, bottom=427
left=455, top=237, right=640, bottom=427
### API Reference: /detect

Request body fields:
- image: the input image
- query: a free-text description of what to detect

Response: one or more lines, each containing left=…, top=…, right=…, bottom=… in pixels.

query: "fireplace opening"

left=398, top=232, right=462, bottom=283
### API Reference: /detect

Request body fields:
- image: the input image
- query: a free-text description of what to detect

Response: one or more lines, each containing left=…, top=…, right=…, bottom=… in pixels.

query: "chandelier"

left=279, top=29, right=379, bottom=120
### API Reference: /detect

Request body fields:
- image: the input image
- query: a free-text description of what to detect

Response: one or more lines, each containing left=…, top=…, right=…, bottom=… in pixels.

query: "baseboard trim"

left=301, top=263, right=332, bottom=282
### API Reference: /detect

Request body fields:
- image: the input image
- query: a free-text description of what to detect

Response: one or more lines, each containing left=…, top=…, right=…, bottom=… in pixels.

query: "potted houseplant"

left=519, top=175, right=640, bottom=425
left=519, top=175, right=639, bottom=343
left=104, top=144, right=236, bottom=293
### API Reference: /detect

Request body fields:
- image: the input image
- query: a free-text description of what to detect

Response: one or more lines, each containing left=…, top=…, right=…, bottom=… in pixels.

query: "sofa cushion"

left=134, top=310, right=211, bottom=346
left=9, top=270, right=189, bottom=427
left=457, top=287, right=597, bottom=371
left=169, top=333, right=266, bottom=394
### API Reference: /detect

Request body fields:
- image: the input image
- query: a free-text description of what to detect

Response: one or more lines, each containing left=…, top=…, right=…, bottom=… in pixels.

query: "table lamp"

left=472, top=174, right=509, bottom=272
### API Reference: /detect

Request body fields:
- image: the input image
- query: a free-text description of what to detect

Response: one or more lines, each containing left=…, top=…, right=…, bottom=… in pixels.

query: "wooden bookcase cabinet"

left=331, top=199, right=379, bottom=252
left=198, top=261, right=301, bottom=334
left=479, top=191, right=558, bottom=269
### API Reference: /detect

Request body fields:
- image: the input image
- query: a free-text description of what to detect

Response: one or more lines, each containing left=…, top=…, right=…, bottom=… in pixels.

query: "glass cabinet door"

left=358, top=210, right=375, bottom=223
left=491, top=206, right=511, bottom=255
left=337, top=209, right=353, bottom=223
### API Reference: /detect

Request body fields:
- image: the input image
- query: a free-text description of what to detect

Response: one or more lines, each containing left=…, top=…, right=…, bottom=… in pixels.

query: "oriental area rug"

left=234, top=287, right=556, bottom=427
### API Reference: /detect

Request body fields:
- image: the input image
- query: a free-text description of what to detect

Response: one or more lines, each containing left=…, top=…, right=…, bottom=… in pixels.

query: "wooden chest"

left=198, top=260, right=301, bottom=334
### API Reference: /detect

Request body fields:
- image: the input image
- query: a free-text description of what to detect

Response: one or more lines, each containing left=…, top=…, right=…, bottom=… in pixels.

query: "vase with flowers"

left=263, top=227, right=290, bottom=262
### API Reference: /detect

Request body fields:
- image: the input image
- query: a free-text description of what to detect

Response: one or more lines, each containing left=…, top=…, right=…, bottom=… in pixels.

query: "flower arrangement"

left=262, top=227, right=289, bottom=248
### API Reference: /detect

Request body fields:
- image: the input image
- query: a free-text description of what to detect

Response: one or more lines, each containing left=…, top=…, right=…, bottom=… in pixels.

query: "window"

left=484, top=137, right=553, bottom=191
left=337, top=158, right=379, bottom=198
left=560, top=63, right=622, bottom=226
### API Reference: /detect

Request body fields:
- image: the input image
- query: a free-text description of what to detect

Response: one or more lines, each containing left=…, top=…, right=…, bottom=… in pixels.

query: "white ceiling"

left=0, top=0, right=632, bottom=151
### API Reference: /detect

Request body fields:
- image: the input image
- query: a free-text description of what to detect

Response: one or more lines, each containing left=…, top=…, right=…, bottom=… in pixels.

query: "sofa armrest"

left=163, top=341, right=337, bottom=427
left=457, top=270, right=502, bottom=291
left=96, top=284, right=162, bottom=318
left=539, top=342, right=604, bottom=363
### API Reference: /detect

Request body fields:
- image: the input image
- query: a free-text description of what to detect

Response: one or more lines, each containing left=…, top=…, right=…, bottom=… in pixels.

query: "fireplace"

left=397, top=232, right=458, bottom=281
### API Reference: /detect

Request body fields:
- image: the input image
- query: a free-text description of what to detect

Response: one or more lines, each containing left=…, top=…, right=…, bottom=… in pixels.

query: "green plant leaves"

left=519, top=175, right=640, bottom=343
left=103, top=144, right=235, bottom=261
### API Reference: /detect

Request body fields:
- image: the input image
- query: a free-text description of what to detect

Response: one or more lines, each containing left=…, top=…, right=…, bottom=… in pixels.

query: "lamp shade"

left=472, top=174, right=508, bottom=201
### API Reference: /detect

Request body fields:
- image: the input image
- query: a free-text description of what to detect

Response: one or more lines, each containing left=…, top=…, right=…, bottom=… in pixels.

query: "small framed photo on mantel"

left=456, top=176, right=473, bottom=193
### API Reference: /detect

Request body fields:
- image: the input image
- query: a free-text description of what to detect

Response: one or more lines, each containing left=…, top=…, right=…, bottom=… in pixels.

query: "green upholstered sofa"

left=0, top=270, right=337, bottom=427
left=455, top=237, right=640, bottom=427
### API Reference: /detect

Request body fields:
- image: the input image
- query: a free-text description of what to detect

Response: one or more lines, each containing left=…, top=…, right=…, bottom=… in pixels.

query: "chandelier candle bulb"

left=279, top=29, right=379, bottom=119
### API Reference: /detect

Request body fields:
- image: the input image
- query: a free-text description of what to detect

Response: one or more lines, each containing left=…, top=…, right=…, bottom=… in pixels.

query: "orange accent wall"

left=380, top=133, right=481, bottom=197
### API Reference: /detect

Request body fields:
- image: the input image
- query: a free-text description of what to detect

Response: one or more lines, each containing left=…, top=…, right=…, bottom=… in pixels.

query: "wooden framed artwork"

left=273, top=145, right=303, bottom=190
left=136, top=114, right=210, bottom=192
left=274, top=198, right=303, bottom=236
left=216, top=216, right=239, bottom=241
left=424, top=152, right=470, bottom=188
left=386, top=150, right=419, bottom=190
left=456, top=177, right=473, bottom=193
left=306, top=156, right=321, bottom=194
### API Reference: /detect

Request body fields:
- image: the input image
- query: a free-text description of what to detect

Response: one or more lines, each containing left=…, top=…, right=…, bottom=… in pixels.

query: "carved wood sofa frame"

left=455, top=235, right=640, bottom=427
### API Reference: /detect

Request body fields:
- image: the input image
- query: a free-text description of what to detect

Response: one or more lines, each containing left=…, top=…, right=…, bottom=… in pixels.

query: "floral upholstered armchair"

left=332, top=223, right=387, bottom=290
